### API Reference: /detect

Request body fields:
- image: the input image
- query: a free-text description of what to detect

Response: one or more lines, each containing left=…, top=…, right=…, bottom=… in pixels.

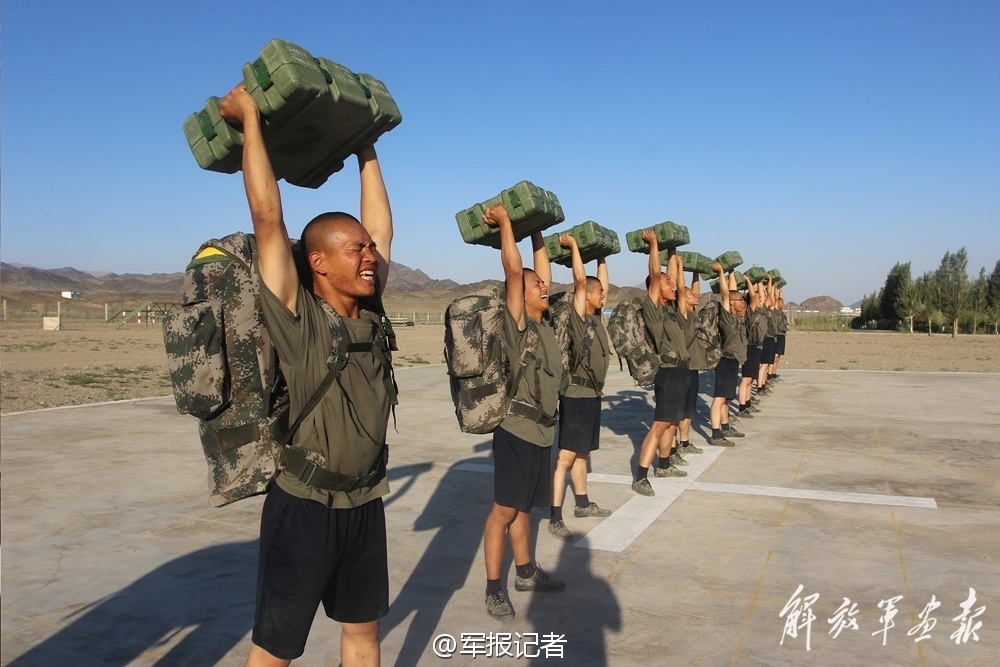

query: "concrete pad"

left=2, top=367, right=999, bottom=665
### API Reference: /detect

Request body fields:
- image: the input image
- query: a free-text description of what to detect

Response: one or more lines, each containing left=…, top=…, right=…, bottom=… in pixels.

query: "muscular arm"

left=532, top=231, right=551, bottom=290
left=561, top=234, right=587, bottom=318
left=484, top=203, right=525, bottom=329
left=714, top=262, right=730, bottom=313
left=219, top=85, right=298, bottom=312
left=644, top=229, right=660, bottom=301
left=597, top=256, right=609, bottom=306
left=672, top=254, right=689, bottom=317
left=357, top=146, right=392, bottom=290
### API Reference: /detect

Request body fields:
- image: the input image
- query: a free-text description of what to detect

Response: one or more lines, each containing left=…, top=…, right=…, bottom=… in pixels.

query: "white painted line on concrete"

left=688, top=482, right=939, bottom=509
left=452, top=445, right=937, bottom=554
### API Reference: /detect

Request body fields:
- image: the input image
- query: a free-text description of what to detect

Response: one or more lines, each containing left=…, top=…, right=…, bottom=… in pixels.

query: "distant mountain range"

left=0, top=262, right=837, bottom=310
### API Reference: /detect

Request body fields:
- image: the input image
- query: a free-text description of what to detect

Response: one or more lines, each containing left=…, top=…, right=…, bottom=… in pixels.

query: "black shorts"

left=493, top=426, right=552, bottom=512
left=684, top=369, right=699, bottom=419
left=653, top=365, right=690, bottom=423
left=776, top=334, right=786, bottom=356
left=558, top=396, right=601, bottom=454
left=713, top=357, right=739, bottom=399
left=253, top=485, right=388, bottom=660
left=761, top=337, right=776, bottom=364
left=742, top=346, right=761, bottom=379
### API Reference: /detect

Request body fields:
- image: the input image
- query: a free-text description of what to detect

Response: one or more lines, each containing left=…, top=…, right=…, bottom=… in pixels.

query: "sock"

left=637, top=466, right=649, bottom=481
left=550, top=505, right=563, bottom=522
left=722, top=423, right=732, bottom=432
left=712, top=428, right=721, bottom=439
left=486, top=578, right=502, bottom=596
left=679, top=440, right=690, bottom=449
left=657, top=457, right=671, bottom=469
left=515, top=562, right=535, bottom=579
left=575, top=493, right=590, bottom=509
left=739, top=403, right=747, bottom=412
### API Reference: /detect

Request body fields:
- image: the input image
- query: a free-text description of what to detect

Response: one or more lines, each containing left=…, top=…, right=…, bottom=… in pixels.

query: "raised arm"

left=597, top=256, right=609, bottom=304
left=714, top=262, right=730, bottom=312
left=357, top=145, right=392, bottom=290
left=483, top=203, right=525, bottom=329
left=219, top=85, right=298, bottom=312
left=561, top=233, right=587, bottom=318
left=671, top=254, right=690, bottom=317
left=531, top=231, right=551, bottom=290
left=643, top=229, right=660, bottom=301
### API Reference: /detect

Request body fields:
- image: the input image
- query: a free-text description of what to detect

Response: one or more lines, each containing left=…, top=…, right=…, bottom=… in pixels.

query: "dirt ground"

left=1, top=321, right=997, bottom=414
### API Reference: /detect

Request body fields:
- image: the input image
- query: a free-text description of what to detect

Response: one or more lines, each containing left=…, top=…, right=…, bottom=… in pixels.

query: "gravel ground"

left=1, top=321, right=997, bottom=414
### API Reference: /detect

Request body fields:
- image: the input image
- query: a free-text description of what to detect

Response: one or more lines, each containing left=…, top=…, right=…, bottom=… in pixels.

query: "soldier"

left=739, top=280, right=766, bottom=417
left=633, top=231, right=692, bottom=496
left=548, top=235, right=613, bottom=541
left=481, top=203, right=565, bottom=620
left=772, top=294, right=788, bottom=381
left=220, top=85, right=394, bottom=667
left=708, top=266, right=748, bottom=446
left=667, top=268, right=703, bottom=466
left=757, top=276, right=778, bottom=398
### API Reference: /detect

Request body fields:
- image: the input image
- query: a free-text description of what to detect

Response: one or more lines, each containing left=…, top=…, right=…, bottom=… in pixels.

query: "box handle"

left=507, top=189, right=521, bottom=208
left=314, top=59, right=334, bottom=85
left=198, top=109, right=217, bottom=141
left=466, top=210, right=480, bottom=229
left=353, top=74, right=372, bottom=99
left=250, top=58, right=273, bottom=91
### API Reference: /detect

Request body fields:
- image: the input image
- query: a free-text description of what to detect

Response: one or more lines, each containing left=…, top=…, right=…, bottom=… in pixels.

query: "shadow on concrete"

left=381, top=441, right=494, bottom=667
left=601, top=389, right=652, bottom=472
left=7, top=540, right=258, bottom=667
left=525, top=532, right=621, bottom=666
left=7, top=463, right=436, bottom=667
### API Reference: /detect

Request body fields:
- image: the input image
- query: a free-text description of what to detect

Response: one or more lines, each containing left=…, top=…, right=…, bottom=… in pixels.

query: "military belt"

left=509, top=401, right=556, bottom=427
left=280, top=445, right=387, bottom=493
left=658, top=355, right=690, bottom=369
left=569, top=374, right=604, bottom=392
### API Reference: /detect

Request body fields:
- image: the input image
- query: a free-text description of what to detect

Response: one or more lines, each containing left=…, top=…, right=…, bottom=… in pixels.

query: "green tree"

left=967, top=267, right=988, bottom=334
left=878, top=262, right=912, bottom=329
left=912, top=272, right=937, bottom=335
left=859, top=292, right=881, bottom=327
left=934, top=248, right=969, bottom=338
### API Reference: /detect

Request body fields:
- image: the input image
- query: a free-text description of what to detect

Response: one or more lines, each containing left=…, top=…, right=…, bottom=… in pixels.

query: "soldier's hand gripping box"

left=625, top=222, right=690, bottom=253
left=183, top=38, right=401, bottom=189
left=544, top=221, right=621, bottom=266
left=456, top=181, right=565, bottom=248
left=715, top=250, right=744, bottom=272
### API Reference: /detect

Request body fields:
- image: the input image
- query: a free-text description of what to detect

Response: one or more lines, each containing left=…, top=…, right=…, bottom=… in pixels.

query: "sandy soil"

left=1, top=321, right=997, bottom=414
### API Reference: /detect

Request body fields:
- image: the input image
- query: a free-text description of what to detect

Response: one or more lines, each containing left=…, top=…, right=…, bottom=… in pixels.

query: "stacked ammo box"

left=711, top=270, right=748, bottom=294
left=744, top=266, right=769, bottom=284
left=543, top=221, right=620, bottom=266
left=672, top=250, right=714, bottom=275
left=625, top=222, right=690, bottom=253
left=184, top=38, right=401, bottom=189
left=455, top=181, right=564, bottom=248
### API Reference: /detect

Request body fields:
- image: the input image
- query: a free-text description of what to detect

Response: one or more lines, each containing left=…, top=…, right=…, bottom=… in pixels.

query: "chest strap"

left=569, top=374, right=604, bottom=392
left=509, top=400, right=557, bottom=427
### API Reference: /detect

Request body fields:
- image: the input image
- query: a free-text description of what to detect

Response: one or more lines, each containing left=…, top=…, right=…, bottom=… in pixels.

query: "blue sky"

left=2, top=0, right=998, bottom=304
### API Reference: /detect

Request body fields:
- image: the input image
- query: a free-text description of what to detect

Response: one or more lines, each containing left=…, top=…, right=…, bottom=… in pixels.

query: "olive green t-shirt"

left=498, top=310, right=562, bottom=447
left=719, top=307, right=748, bottom=363
left=564, top=310, right=610, bottom=399
left=641, top=294, right=690, bottom=363
left=261, top=281, right=391, bottom=508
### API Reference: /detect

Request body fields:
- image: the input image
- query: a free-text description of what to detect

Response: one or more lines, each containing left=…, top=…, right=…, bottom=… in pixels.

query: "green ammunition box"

left=183, top=38, right=402, bottom=189
left=544, top=221, right=621, bottom=266
left=710, top=271, right=748, bottom=294
left=456, top=181, right=565, bottom=248
left=715, top=250, right=744, bottom=272
left=744, top=266, right=768, bottom=283
left=673, top=251, right=713, bottom=274
left=625, top=222, right=690, bottom=253
left=182, top=96, right=245, bottom=173
left=768, top=268, right=784, bottom=282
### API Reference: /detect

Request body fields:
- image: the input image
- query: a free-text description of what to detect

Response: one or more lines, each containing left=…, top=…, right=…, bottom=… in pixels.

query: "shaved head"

left=302, top=212, right=362, bottom=257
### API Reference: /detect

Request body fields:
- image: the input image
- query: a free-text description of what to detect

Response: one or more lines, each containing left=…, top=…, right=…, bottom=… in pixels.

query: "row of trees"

left=857, top=248, right=1000, bottom=336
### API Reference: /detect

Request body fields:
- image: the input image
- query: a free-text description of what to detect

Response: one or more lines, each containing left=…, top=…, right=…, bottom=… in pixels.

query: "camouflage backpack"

left=163, top=231, right=395, bottom=506
left=443, top=285, right=541, bottom=434
left=607, top=296, right=659, bottom=387
left=691, top=300, right=723, bottom=371
left=548, top=292, right=599, bottom=394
